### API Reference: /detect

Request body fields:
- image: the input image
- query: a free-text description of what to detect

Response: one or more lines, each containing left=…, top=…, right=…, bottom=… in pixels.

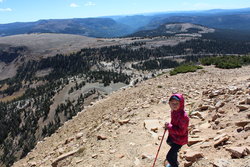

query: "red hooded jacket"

left=167, top=94, right=189, bottom=145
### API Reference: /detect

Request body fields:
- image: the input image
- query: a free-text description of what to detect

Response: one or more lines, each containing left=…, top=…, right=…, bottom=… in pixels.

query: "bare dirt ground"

left=13, top=65, right=250, bottom=167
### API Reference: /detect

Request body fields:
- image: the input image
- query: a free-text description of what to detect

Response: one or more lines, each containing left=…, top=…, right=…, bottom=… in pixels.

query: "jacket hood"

left=170, top=93, right=185, bottom=111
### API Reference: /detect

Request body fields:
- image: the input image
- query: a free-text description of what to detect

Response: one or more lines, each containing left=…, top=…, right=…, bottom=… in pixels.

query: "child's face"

left=169, top=99, right=180, bottom=111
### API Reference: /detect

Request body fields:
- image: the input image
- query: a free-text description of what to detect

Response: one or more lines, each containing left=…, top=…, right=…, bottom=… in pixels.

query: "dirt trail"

left=13, top=65, right=250, bottom=167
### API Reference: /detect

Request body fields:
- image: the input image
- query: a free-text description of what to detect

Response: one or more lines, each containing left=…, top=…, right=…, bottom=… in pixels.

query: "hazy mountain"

left=1, top=8, right=250, bottom=38
left=0, top=18, right=133, bottom=38
left=140, top=10, right=250, bottom=31
left=111, top=15, right=154, bottom=31
left=129, top=22, right=250, bottom=41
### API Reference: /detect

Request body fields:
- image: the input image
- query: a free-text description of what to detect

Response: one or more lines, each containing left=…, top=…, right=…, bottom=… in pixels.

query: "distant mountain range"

left=0, top=18, right=133, bottom=38
left=0, top=8, right=250, bottom=38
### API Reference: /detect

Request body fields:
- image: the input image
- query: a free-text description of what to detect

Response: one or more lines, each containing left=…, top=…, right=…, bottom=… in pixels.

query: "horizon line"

left=1, top=7, right=250, bottom=25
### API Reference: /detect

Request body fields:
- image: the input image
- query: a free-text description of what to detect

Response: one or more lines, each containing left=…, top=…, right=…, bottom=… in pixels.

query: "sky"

left=0, top=0, right=250, bottom=24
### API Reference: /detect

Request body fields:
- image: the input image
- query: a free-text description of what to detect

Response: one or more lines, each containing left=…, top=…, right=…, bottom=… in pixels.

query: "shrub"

left=170, top=64, right=203, bottom=75
left=199, top=55, right=250, bottom=69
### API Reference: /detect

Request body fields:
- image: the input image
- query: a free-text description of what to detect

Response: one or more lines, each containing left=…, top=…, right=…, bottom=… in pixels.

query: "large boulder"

left=214, top=133, right=230, bottom=147
left=188, top=138, right=204, bottom=146
left=235, top=120, right=250, bottom=128
left=226, top=146, right=250, bottom=158
left=236, top=105, right=249, bottom=111
left=184, top=151, right=204, bottom=162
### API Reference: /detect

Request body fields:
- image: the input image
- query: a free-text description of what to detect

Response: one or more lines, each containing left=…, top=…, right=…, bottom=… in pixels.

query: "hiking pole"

left=152, top=128, right=167, bottom=167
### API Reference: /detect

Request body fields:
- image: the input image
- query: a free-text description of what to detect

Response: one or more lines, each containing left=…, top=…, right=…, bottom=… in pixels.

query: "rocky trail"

left=13, top=66, right=250, bottom=167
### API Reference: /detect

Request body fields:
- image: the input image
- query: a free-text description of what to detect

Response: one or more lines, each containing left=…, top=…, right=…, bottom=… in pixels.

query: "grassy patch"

left=0, top=84, right=9, bottom=91
left=170, top=64, right=203, bottom=76
left=0, top=89, right=25, bottom=102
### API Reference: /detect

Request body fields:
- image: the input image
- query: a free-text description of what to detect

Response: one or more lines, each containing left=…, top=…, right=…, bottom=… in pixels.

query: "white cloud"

left=0, top=8, right=12, bottom=12
left=181, top=2, right=219, bottom=10
left=85, top=1, right=96, bottom=6
left=70, top=3, right=80, bottom=8
left=193, top=3, right=217, bottom=9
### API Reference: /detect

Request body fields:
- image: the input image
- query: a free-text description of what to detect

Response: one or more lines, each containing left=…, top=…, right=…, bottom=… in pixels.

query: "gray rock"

left=200, top=142, right=212, bottom=149
left=228, top=86, right=240, bottom=94
left=215, top=101, right=225, bottom=109
left=209, top=90, right=222, bottom=98
left=212, top=159, right=232, bottom=167
left=75, top=132, right=84, bottom=140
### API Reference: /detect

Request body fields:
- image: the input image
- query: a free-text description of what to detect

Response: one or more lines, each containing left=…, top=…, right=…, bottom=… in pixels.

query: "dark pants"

left=166, top=137, right=182, bottom=167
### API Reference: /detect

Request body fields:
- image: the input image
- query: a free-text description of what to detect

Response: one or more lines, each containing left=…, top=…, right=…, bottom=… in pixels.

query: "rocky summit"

left=13, top=65, right=250, bottom=167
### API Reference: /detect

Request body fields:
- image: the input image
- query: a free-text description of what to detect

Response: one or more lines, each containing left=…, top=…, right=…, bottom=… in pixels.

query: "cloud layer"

left=85, top=1, right=96, bottom=6
left=70, top=3, right=80, bottom=8
left=0, top=8, right=12, bottom=12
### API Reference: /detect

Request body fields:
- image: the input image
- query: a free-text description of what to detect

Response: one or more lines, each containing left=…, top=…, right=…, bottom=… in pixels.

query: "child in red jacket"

left=164, top=94, right=189, bottom=167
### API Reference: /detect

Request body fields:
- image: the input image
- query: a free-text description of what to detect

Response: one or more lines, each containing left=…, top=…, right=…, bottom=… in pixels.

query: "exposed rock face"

left=12, top=66, right=250, bottom=167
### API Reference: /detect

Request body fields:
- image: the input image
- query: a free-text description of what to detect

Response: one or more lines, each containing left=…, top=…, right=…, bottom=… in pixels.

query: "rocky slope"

left=13, top=65, right=250, bottom=167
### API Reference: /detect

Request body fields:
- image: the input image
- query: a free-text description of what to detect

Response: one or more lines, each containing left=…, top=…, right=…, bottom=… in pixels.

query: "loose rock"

left=235, top=120, right=250, bottom=128
left=236, top=105, right=249, bottom=111
left=226, top=146, right=249, bottom=158
left=214, top=133, right=230, bottom=147
left=185, top=151, right=204, bottom=162
left=97, top=135, right=107, bottom=140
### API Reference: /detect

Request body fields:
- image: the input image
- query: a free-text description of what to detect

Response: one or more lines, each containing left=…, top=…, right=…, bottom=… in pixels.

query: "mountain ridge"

left=1, top=8, right=250, bottom=38
left=0, top=18, right=133, bottom=38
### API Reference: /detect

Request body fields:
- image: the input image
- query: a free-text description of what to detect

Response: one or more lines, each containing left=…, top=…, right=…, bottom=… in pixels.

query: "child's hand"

left=164, top=122, right=169, bottom=130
